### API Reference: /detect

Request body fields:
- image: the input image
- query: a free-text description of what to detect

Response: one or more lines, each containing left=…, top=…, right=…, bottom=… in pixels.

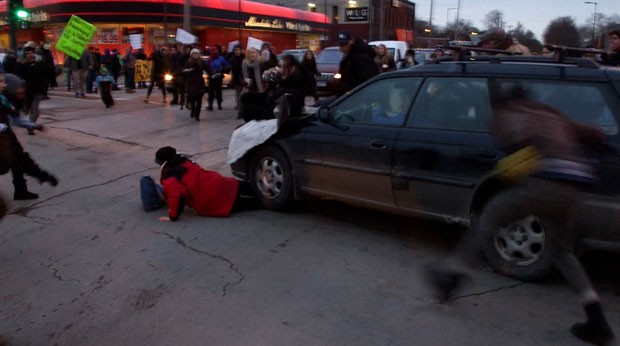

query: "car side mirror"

left=318, top=106, right=331, bottom=122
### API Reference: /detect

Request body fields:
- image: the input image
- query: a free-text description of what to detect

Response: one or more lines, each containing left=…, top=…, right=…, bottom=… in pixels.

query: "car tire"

left=250, top=146, right=294, bottom=211
left=478, top=189, right=561, bottom=282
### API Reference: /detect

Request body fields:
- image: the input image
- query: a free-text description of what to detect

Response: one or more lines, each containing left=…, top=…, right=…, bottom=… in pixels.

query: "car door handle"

left=370, top=141, right=388, bottom=150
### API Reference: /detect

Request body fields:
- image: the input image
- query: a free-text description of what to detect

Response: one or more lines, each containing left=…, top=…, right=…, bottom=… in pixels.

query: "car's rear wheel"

left=479, top=189, right=561, bottom=281
left=250, top=146, right=294, bottom=211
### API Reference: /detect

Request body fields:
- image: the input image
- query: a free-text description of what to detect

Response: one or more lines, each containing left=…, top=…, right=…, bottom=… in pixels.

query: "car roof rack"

left=544, top=44, right=604, bottom=64
left=428, top=44, right=602, bottom=69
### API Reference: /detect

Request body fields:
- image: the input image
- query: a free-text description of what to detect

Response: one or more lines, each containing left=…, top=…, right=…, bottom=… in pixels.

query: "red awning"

left=15, top=0, right=329, bottom=24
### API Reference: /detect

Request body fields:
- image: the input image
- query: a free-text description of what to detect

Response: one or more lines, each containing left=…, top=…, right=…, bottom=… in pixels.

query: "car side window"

left=509, top=80, right=620, bottom=136
left=331, top=77, right=422, bottom=127
left=407, top=77, right=492, bottom=132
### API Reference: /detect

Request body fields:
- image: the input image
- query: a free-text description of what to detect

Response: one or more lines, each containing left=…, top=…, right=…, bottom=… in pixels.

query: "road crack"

left=452, top=282, right=526, bottom=301
left=40, top=262, right=81, bottom=284
left=155, top=232, right=244, bottom=296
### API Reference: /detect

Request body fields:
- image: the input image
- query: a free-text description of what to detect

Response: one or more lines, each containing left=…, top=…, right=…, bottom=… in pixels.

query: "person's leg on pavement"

left=145, top=77, right=156, bottom=102
left=80, top=70, right=87, bottom=96
left=72, top=70, right=80, bottom=97
left=215, top=79, right=223, bottom=110
left=27, top=95, right=42, bottom=135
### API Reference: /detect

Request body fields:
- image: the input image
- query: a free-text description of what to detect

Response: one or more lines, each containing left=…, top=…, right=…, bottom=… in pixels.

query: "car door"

left=392, top=77, right=500, bottom=220
left=298, top=77, right=422, bottom=206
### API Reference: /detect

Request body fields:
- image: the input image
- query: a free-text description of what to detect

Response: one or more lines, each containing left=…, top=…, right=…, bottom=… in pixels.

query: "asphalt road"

left=0, top=88, right=618, bottom=346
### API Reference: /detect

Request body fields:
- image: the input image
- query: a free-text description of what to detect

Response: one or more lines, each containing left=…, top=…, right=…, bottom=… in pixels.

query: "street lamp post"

left=585, top=1, right=598, bottom=45
left=454, top=0, right=461, bottom=41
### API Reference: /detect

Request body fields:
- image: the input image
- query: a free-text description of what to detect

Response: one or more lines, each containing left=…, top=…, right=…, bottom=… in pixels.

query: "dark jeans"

left=207, top=77, right=223, bottom=107
left=187, top=91, right=203, bottom=119
left=5, top=128, right=50, bottom=194
left=124, top=67, right=135, bottom=90
left=99, top=81, right=114, bottom=106
left=171, top=75, right=185, bottom=105
left=86, top=69, right=97, bottom=92
left=147, top=77, right=166, bottom=98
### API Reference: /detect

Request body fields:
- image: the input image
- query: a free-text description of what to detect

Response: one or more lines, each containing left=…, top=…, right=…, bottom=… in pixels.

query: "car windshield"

left=317, top=49, right=343, bottom=64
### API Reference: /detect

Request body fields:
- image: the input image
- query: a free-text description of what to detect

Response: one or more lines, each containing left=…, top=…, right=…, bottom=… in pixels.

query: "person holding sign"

left=144, top=47, right=172, bottom=104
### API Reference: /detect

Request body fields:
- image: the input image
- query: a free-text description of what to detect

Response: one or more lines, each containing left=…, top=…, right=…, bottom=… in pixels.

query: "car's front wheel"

left=250, top=146, right=294, bottom=211
left=479, top=189, right=561, bottom=281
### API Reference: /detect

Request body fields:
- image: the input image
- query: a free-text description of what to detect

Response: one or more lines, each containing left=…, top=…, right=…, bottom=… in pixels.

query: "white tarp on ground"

left=226, top=119, right=278, bottom=164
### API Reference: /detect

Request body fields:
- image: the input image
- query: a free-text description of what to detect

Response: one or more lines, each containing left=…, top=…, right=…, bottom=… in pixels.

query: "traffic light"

left=9, top=0, right=29, bottom=21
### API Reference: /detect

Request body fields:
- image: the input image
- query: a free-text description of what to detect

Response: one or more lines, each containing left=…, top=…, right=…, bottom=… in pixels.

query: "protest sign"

left=129, top=34, right=143, bottom=49
left=227, top=40, right=240, bottom=53
left=56, top=15, right=96, bottom=59
left=247, top=37, right=263, bottom=51
left=175, top=28, right=197, bottom=44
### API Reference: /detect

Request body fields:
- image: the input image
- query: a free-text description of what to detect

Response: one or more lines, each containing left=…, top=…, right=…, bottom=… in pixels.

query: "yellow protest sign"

left=134, top=60, right=152, bottom=83
left=56, top=15, right=96, bottom=59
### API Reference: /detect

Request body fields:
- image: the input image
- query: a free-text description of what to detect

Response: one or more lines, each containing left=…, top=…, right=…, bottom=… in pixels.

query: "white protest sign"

left=129, top=34, right=142, bottom=49
left=175, top=28, right=197, bottom=44
left=247, top=37, right=263, bottom=51
left=227, top=40, right=240, bottom=53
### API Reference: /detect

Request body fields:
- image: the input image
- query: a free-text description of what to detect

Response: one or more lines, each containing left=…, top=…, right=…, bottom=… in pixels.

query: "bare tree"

left=483, top=10, right=504, bottom=30
left=543, top=16, right=580, bottom=47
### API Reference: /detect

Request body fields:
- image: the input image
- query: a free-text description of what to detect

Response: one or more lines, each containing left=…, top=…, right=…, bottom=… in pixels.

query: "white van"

left=368, top=40, right=408, bottom=65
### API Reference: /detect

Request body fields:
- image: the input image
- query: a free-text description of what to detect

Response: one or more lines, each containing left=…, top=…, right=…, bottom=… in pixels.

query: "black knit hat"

left=155, top=146, right=176, bottom=165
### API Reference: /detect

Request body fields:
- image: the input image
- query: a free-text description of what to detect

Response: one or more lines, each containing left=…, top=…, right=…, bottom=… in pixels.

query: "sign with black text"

left=345, top=7, right=368, bottom=22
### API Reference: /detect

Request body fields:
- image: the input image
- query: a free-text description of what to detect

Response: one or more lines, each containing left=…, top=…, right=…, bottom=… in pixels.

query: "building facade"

left=0, top=0, right=329, bottom=62
left=252, top=0, right=415, bottom=46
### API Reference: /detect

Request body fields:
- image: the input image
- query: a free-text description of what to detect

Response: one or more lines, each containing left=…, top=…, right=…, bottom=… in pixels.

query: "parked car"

left=315, top=46, right=343, bottom=95
left=231, top=54, right=620, bottom=281
left=276, top=49, right=307, bottom=63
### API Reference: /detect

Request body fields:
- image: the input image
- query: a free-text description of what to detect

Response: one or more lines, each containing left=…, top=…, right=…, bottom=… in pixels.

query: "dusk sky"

left=414, top=0, right=619, bottom=40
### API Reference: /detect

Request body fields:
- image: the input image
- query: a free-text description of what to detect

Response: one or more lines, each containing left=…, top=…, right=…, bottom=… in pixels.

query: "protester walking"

left=122, top=48, right=136, bottom=93
left=85, top=46, right=98, bottom=93
left=227, top=45, right=245, bottom=110
left=300, top=50, right=319, bottom=102
left=183, top=48, right=206, bottom=120
left=0, top=73, right=58, bottom=201
left=144, top=46, right=172, bottom=104
left=241, top=47, right=265, bottom=93
left=170, top=45, right=189, bottom=107
left=40, top=43, right=56, bottom=98
left=67, top=50, right=92, bottom=98
left=206, top=49, right=230, bottom=111
left=260, top=43, right=278, bottom=69
left=15, top=46, right=51, bottom=134
left=426, top=83, right=617, bottom=346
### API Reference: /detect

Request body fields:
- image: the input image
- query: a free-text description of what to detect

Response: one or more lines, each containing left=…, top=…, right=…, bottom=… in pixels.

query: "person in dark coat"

left=15, top=46, right=50, bottom=134
left=300, top=50, right=319, bottom=102
left=336, top=32, right=379, bottom=96
left=260, top=43, right=278, bottom=70
left=170, top=45, right=190, bottom=107
left=227, top=45, right=245, bottom=110
left=182, top=48, right=206, bottom=120
left=155, top=146, right=240, bottom=221
left=0, top=73, right=58, bottom=201
left=40, top=43, right=56, bottom=97
left=144, top=47, right=172, bottom=104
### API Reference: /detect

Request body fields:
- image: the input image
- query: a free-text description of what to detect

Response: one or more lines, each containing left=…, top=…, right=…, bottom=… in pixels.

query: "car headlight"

left=334, top=73, right=341, bottom=79
left=164, top=74, right=173, bottom=81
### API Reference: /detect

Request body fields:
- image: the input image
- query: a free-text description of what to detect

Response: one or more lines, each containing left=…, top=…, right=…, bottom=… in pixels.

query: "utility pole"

left=428, top=0, right=433, bottom=47
left=585, top=1, right=598, bottom=45
left=454, top=0, right=461, bottom=41
left=379, top=0, right=385, bottom=40
left=183, top=0, right=191, bottom=31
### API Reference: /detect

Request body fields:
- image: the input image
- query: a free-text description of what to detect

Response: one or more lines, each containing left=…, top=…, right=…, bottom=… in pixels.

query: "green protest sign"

left=56, top=15, right=96, bottom=59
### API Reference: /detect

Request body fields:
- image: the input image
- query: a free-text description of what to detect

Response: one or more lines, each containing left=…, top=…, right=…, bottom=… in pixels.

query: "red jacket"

left=161, top=158, right=239, bottom=220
